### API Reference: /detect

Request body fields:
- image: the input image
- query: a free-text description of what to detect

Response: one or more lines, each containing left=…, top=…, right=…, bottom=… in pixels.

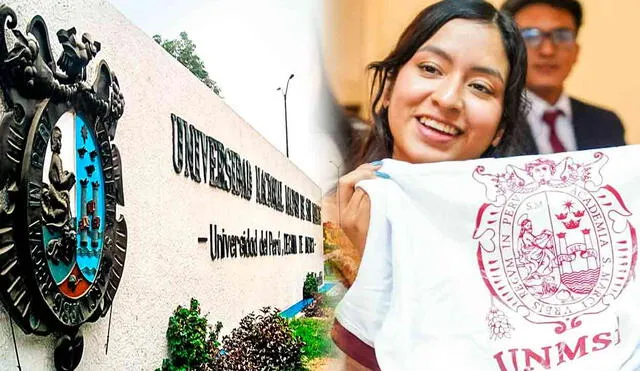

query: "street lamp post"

left=277, top=74, right=295, bottom=158
left=329, top=160, right=342, bottom=227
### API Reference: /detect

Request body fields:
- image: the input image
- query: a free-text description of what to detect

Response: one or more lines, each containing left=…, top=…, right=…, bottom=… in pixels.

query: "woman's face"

left=387, top=19, right=509, bottom=163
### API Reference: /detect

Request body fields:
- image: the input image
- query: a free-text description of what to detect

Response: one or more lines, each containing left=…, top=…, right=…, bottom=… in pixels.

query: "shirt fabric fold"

left=336, top=145, right=640, bottom=371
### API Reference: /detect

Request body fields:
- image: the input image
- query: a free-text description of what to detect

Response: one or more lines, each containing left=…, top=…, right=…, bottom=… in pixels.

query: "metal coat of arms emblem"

left=473, top=153, right=636, bottom=336
left=0, top=5, right=126, bottom=370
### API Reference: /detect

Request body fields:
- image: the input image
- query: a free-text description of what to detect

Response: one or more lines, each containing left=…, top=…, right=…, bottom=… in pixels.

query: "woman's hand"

left=337, top=161, right=388, bottom=257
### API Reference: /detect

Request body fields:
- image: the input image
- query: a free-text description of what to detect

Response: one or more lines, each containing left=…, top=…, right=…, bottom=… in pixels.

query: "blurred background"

left=323, top=0, right=640, bottom=144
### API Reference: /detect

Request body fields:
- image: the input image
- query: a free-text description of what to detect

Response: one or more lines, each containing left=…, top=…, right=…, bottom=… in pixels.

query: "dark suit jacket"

left=521, top=97, right=626, bottom=155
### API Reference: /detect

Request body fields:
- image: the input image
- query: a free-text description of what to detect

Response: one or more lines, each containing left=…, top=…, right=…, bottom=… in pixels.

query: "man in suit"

left=502, top=0, right=626, bottom=155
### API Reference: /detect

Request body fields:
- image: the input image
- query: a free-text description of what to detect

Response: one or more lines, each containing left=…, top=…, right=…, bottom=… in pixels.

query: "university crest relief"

left=473, top=153, right=636, bottom=337
left=0, top=5, right=127, bottom=370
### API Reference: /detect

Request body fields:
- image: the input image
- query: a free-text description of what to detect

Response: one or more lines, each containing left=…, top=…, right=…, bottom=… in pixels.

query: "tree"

left=153, top=32, right=222, bottom=97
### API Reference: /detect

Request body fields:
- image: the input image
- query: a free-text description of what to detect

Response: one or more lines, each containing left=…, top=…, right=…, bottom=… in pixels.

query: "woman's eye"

left=469, top=82, right=493, bottom=95
left=419, top=64, right=440, bottom=75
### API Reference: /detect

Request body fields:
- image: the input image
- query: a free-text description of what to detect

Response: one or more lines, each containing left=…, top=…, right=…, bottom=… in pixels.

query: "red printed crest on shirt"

left=473, top=153, right=637, bottom=335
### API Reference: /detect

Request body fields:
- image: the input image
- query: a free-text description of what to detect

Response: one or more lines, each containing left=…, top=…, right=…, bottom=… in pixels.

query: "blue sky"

left=107, top=0, right=340, bottom=190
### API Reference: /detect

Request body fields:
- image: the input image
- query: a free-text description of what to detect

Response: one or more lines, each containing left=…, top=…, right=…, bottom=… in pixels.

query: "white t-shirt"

left=336, top=146, right=640, bottom=371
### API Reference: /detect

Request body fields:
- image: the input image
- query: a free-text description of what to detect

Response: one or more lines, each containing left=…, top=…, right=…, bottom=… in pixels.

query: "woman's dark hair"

left=351, top=0, right=529, bottom=170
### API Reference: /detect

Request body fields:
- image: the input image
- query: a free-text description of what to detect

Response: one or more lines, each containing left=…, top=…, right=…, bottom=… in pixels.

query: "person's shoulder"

left=569, top=97, right=622, bottom=123
left=569, top=96, right=626, bottom=147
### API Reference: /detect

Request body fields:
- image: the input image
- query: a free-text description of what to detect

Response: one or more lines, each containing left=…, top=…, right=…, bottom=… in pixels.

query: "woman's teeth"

left=418, top=117, right=461, bottom=136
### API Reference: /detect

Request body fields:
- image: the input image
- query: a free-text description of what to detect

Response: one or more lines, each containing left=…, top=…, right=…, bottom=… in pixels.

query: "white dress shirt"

left=526, top=89, right=577, bottom=153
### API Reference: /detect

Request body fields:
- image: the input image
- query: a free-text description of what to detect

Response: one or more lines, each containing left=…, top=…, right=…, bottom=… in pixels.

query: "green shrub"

left=207, top=307, right=305, bottom=371
left=302, top=293, right=325, bottom=318
left=289, top=317, right=337, bottom=360
left=160, top=298, right=222, bottom=371
left=303, top=272, right=319, bottom=299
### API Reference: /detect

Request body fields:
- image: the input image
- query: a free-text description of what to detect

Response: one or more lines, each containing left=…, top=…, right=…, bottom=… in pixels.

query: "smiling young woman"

left=329, top=0, right=529, bottom=369
left=386, top=18, right=509, bottom=164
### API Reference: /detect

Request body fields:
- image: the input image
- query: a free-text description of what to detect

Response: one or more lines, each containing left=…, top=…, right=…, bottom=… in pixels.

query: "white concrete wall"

left=0, top=0, right=323, bottom=369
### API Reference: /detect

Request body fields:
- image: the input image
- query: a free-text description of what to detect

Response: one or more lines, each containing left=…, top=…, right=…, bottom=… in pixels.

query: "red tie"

left=542, top=109, right=566, bottom=153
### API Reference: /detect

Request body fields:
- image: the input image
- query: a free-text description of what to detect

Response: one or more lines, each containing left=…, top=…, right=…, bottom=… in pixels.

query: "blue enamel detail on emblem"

left=75, top=115, right=105, bottom=283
